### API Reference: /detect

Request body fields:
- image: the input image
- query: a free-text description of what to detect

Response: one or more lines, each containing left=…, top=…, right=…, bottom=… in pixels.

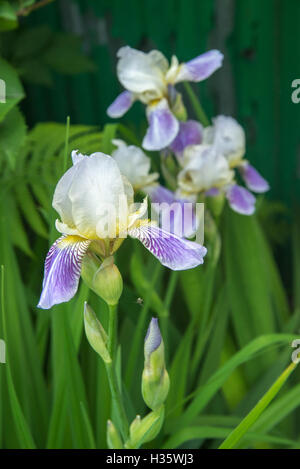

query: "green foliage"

left=1, top=25, right=95, bottom=87
left=0, top=0, right=299, bottom=450
left=0, top=118, right=299, bottom=448
left=0, top=57, right=24, bottom=121
left=0, top=1, right=18, bottom=31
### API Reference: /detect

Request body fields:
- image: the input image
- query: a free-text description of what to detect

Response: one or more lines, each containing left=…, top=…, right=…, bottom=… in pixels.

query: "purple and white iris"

left=111, top=139, right=159, bottom=191
left=203, top=115, right=270, bottom=193
left=153, top=115, right=270, bottom=217
left=107, top=46, right=223, bottom=151
left=169, top=120, right=203, bottom=159
left=38, top=151, right=207, bottom=309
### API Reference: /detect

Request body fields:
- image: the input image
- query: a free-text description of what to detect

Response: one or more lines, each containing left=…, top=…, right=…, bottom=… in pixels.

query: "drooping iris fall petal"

left=128, top=224, right=206, bottom=270
left=146, top=185, right=198, bottom=238
left=38, top=235, right=91, bottom=309
left=226, top=185, right=256, bottom=215
left=143, top=99, right=179, bottom=151
left=169, top=120, right=203, bottom=157
left=240, top=163, right=270, bottom=193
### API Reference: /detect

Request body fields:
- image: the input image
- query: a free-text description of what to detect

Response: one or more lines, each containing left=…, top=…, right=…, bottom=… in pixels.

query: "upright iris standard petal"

left=128, top=224, right=207, bottom=270
left=117, top=46, right=168, bottom=98
left=146, top=185, right=198, bottom=238
left=143, top=99, right=179, bottom=151
left=178, top=145, right=234, bottom=194
left=240, top=163, right=270, bottom=193
left=203, top=115, right=245, bottom=165
left=38, top=235, right=91, bottom=309
left=107, top=91, right=134, bottom=118
left=63, top=154, right=132, bottom=239
left=71, top=150, right=86, bottom=165
left=169, top=120, right=203, bottom=157
left=112, top=140, right=158, bottom=190
left=226, top=185, right=256, bottom=216
left=174, top=50, right=224, bottom=83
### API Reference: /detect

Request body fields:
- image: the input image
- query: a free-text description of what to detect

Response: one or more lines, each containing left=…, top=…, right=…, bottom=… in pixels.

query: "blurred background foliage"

left=0, top=0, right=300, bottom=449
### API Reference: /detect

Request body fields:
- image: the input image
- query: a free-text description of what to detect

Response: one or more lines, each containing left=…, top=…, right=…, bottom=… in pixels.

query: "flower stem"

left=105, top=303, right=129, bottom=441
left=183, top=82, right=210, bottom=127
left=108, top=303, right=117, bottom=358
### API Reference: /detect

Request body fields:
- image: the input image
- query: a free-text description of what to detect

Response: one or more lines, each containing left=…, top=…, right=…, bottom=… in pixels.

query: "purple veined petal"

left=240, top=163, right=270, bottom=193
left=107, top=91, right=134, bottom=118
left=175, top=50, right=224, bottom=83
left=226, top=184, right=256, bottom=216
left=169, top=120, right=203, bottom=157
left=128, top=224, right=207, bottom=270
left=38, top=235, right=91, bottom=309
left=146, top=185, right=198, bottom=238
left=142, top=99, right=179, bottom=151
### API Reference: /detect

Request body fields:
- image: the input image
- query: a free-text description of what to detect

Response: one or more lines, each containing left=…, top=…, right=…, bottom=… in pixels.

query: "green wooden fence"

left=23, top=0, right=300, bottom=206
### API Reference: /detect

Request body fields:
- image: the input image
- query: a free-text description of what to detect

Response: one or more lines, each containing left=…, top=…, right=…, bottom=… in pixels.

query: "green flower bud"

left=107, top=420, right=123, bottom=449
left=81, top=255, right=123, bottom=306
left=125, top=406, right=164, bottom=449
left=142, top=318, right=170, bottom=410
left=171, top=90, right=187, bottom=121
left=206, top=190, right=225, bottom=218
left=83, top=302, right=111, bottom=363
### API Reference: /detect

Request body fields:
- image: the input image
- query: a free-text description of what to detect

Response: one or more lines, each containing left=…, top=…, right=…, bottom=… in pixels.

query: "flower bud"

left=206, top=189, right=225, bottom=217
left=81, top=255, right=123, bottom=306
left=169, top=87, right=187, bottom=121
left=142, top=318, right=170, bottom=410
left=83, top=302, right=111, bottom=363
left=107, top=420, right=123, bottom=449
left=125, top=406, right=164, bottom=449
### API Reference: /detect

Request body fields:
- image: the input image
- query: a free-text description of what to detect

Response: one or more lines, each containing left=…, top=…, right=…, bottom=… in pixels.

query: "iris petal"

left=175, top=50, right=223, bottom=83
left=226, top=185, right=256, bottom=215
left=38, top=235, right=91, bottom=309
left=143, top=99, right=179, bottom=151
left=169, top=120, right=203, bottom=157
left=240, top=163, right=270, bottom=193
left=146, top=185, right=198, bottom=238
left=129, top=224, right=206, bottom=270
left=107, top=91, right=134, bottom=118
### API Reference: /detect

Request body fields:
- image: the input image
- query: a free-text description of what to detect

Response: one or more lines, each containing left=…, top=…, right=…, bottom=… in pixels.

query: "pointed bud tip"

left=145, top=317, right=162, bottom=356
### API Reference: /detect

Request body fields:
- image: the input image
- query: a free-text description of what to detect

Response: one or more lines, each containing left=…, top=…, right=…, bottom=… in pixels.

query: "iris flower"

left=107, top=46, right=223, bottom=151
left=38, top=151, right=207, bottom=309
left=154, top=116, right=270, bottom=216
left=111, top=139, right=159, bottom=191
left=111, top=139, right=198, bottom=238
left=203, top=116, right=270, bottom=211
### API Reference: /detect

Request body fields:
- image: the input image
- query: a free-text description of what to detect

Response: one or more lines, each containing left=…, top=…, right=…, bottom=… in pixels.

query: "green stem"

left=105, top=303, right=129, bottom=442
left=183, top=82, right=210, bottom=127
left=105, top=362, right=128, bottom=441
left=108, top=304, right=117, bottom=358
left=161, top=271, right=178, bottom=360
left=125, top=262, right=162, bottom=389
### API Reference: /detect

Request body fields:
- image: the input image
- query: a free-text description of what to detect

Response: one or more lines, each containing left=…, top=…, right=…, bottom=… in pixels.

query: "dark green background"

left=23, top=0, right=300, bottom=206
